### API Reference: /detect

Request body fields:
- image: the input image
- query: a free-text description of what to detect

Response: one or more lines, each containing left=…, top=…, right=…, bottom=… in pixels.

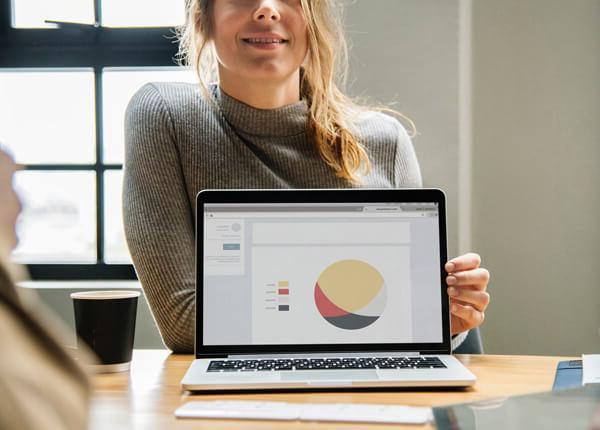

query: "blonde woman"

left=124, top=0, right=490, bottom=353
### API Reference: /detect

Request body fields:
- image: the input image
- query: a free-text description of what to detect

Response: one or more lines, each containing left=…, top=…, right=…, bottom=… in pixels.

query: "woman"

left=0, top=148, right=90, bottom=429
left=124, top=0, right=490, bottom=352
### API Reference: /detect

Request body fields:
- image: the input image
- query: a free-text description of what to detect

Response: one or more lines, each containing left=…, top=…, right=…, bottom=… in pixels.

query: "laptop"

left=181, top=188, right=476, bottom=391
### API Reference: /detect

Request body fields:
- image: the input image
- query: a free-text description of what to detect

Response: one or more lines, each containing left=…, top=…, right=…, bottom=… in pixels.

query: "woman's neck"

left=218, top=67, right=301, bottom=109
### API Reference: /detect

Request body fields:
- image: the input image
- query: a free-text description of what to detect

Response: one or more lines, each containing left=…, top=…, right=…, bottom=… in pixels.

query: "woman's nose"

left=253, top=1, right=281, bottom=22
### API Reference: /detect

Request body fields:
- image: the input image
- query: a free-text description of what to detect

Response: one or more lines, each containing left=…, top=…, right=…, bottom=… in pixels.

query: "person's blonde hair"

left=177, top=0, right=414, bottom=184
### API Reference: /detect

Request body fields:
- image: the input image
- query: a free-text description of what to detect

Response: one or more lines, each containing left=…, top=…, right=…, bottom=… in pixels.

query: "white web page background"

left=202, top=204, right=443, bottom=346
left=250, top=221, right=411, bottom=344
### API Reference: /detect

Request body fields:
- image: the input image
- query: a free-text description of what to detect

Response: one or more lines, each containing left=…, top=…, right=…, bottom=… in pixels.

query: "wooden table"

left=90, top=350, right=568, bottom=429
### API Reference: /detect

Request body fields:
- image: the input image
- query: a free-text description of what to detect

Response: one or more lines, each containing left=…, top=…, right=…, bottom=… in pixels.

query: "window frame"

left=0, top=0, right=181, bottom=280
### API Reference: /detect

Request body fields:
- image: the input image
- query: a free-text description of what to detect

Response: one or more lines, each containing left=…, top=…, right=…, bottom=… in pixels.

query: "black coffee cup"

left=71, top=290, right=140, bottom=373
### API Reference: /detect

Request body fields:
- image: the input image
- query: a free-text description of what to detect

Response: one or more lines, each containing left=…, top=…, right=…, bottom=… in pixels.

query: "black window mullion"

left=0, top=0, right=10, bottom=29
left=22, top=164, right=96, bottom=171
left=22, top=164, right=123, bottom=171
left=27, top=264, right=136, bottom=280
left=94, top=67, right=105, bottom=264
left=94, top=0, right=101, bottom=26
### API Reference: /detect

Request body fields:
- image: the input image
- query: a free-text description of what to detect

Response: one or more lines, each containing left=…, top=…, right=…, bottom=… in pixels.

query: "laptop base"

left=182, top=354, right=476, bottom=391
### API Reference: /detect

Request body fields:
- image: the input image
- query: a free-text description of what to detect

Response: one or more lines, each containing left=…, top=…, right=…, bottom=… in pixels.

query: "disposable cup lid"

left=70, top=290, right=140, bottom=300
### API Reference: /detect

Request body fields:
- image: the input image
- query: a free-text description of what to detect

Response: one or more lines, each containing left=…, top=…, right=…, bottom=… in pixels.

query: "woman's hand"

left=445, top=253, right=490, bottom=335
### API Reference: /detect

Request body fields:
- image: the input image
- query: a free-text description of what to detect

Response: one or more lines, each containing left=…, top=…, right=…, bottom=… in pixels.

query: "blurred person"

left=0, top=147, right=90, bottom=430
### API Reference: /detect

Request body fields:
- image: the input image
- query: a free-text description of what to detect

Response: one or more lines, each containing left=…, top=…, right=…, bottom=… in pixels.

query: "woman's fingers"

left=446, top=252, right=490, bottom=334
left=448, top=287, right=490, bottom=312
left=446, top=268, right=490, bottom=289
left=451, top=302, right=485, bottom=330
left=445, top=252, right=481, bottom=273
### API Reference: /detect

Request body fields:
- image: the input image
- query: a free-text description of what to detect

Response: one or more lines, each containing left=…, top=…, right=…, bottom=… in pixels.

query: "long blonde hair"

left=177, top=0, right=414, bottom=184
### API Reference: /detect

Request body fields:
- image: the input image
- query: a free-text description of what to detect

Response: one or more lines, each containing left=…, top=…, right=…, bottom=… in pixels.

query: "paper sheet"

left=582, top=354, right=600, bottom=385
left=175, top=400, right=433, bottom=424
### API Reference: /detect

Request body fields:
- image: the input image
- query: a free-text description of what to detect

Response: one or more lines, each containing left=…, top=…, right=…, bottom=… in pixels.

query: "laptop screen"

left=201, top=201, right=444, bottom=348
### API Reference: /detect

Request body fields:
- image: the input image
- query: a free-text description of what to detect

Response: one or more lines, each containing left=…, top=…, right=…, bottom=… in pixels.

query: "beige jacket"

left=0, top=265, right=90, bottom=430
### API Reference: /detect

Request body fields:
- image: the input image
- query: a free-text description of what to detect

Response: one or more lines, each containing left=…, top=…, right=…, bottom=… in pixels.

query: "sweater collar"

left=213, top=85, right=308, bottom=137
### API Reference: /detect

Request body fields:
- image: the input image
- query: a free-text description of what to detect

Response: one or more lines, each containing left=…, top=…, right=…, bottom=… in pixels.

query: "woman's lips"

left=244, top=37, right=287, bottom=44
left=242, top=37, right=288, bottom=50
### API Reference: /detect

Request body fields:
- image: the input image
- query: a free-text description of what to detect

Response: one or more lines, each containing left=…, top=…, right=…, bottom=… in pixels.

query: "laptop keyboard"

left=207, top=356, right=446, bottom=372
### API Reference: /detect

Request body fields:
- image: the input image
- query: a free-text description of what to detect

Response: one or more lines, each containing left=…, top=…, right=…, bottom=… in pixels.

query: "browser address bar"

left=209, top=212, right=425, bottom=218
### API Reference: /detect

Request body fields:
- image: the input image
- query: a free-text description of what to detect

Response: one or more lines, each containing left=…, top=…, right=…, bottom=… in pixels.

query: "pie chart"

left=314, top=259, right=387, bottom=330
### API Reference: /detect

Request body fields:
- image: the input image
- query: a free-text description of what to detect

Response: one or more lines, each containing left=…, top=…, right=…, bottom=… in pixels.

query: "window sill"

left=17, top=280, right=141, bottom=290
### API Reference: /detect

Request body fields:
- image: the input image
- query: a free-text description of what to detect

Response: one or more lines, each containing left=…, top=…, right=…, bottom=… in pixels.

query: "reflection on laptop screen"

left=202, top=202, right=443, bottom=346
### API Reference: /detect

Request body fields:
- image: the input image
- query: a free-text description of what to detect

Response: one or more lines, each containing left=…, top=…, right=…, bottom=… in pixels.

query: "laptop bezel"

left=195, top=189, right=451, bottom=358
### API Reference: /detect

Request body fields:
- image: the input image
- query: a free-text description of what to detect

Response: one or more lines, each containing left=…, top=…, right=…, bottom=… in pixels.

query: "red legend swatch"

left=278, top=289, right=289, bottom=295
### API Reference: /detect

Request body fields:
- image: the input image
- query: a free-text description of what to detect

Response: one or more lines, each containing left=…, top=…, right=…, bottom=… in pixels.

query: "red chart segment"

left=314, top=283, right=350, bottom=318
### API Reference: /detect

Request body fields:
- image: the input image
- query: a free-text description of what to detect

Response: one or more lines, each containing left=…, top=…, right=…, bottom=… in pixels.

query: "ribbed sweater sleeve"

left=123, top=84, right=195, bottom=352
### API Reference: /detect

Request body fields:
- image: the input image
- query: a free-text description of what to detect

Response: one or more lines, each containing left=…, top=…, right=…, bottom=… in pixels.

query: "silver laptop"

left=181, top=189, right=476, bottom=391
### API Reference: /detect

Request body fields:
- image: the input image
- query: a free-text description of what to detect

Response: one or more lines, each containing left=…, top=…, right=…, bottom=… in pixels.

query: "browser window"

left=202, top=203, right=443, bottom=346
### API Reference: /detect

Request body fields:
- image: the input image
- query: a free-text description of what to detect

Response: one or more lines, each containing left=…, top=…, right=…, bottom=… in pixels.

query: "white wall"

left=472, top=0, right=600, bottom=355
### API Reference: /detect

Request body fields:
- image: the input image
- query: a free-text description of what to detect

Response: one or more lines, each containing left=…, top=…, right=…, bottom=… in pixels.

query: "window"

left=0, top=0, right=194, bottom=279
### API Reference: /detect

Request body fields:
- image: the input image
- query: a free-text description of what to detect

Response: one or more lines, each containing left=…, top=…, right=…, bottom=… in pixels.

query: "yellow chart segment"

left=317, top=260, right=384, bottom=313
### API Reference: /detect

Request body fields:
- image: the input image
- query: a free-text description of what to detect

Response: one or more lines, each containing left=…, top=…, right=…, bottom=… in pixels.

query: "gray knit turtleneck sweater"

left=123, top=82, right=425, bottom=353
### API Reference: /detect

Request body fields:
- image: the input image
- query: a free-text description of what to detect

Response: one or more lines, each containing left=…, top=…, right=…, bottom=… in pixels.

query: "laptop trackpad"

left=281, top=370, right=378, bottom=381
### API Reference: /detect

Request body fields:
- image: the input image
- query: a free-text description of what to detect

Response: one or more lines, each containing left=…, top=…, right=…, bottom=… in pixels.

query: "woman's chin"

left=241, top=64, right=300, bottom=83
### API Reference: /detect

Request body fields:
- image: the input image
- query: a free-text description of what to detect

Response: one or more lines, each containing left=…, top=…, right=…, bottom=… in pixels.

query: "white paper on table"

left=299, top=403, right=433, bottom=424
left=582, top=354, right=600, bottom=385
left=175, top=400, right=433, bottom=424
